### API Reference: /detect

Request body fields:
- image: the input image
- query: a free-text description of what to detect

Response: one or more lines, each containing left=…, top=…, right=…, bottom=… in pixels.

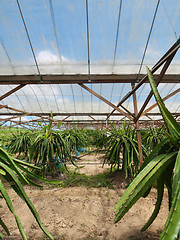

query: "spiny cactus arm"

left=114, top=152, right=176, bottom=223
left=160, top=182, right=180, bottom=240
left=141, top=173, right=165, bottom=231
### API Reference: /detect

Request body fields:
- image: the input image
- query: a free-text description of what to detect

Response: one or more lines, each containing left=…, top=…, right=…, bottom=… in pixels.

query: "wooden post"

left=131, top=82, right=143, bottom=166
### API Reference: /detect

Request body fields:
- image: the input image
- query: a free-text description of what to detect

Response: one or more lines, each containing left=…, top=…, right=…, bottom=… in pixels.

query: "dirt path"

left=69, top=153, right=110, bottom=175
left=0, top=154, right=169, bottom=240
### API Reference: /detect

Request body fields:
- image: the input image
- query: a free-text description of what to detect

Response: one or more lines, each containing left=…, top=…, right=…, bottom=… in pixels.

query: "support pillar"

left=131, top=82, right=143, bottom=166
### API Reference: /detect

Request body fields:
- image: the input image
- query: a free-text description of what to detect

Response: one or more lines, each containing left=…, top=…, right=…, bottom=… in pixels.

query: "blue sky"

left=0, top=0, right=180, bottom=74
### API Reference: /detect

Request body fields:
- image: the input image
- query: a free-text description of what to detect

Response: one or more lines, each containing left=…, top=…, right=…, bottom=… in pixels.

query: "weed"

left=60, top=170, right=114, bottom=189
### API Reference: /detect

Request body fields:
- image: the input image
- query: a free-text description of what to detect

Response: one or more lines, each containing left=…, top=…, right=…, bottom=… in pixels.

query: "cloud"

left=37, top=50, right=69, bottom=65
left=57, top=98, right=69, bottom=104
left=145, top=48, right=162, bottom=60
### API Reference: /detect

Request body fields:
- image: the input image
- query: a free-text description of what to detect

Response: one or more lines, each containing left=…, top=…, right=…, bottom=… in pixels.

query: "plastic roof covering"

left=0, top=0, right=180, bottom=124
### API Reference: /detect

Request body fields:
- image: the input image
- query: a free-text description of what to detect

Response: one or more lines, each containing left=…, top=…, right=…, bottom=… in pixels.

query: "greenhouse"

left=0, top=0, right=180, bottom=240
left=0, top=0, right=179, bottom=129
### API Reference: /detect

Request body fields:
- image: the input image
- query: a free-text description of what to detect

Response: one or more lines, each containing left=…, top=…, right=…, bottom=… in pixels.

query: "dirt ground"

left=0, top=154, right=169, bottom=240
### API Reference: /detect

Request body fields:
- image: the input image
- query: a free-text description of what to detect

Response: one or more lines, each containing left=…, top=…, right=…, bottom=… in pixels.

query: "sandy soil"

left=0, top=154, right=169, bottom=240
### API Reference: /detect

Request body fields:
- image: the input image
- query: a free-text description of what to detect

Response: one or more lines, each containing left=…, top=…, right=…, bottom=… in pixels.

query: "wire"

left=37, top=85, right=51, bottom=112
left=169, top=92, right=179, bottom=110
left=16, top=0, right=41, bottom=80
left=112, top=0, right=123, bottom=74
left=71, top=85, right=76, bottom=114
left=0, top=39, right=15, bottom=73
left=110, top=0, right=123, bottom=112
left=50, top=84, right=60, bottom=113
left=137, top=0, right=161, bottom=80
left=80, top=86, right=85, bottom=113
left=161, top=0, right=178, bottom=40
left=0, top=40, right=16, bottom=116
left=86, top=0, right=91, bottom=80
left=8, top=86, right=26, bottom=113
left=85, top=0, right=93, bottom=113
left=108, top=84, right=115, bottom=113
left=29, top=86, right=43, bottom=113
left=58, top=85, right=67, bottom=113
left=106, top=83, right=125, bottom=120
left=99, top=84, right=103, bottom=113
left=49, top=0, right=64, bottom=74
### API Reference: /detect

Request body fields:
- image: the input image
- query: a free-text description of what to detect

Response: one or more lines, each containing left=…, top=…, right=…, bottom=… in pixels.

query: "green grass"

left=60, top=170, right=114, bottom=189
left=0, top=127, right=28, bottom=146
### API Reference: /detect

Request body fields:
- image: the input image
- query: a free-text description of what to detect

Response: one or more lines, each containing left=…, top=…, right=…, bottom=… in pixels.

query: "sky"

left=0, top=0, right=180, bottom=74
left=0, top=0, right=179, bottom=123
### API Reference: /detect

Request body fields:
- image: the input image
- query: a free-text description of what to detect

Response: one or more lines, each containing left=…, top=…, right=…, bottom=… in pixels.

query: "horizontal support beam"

left=0, top=112, right=179, bottom=117
left=0, top=74, right=179, bottom=84
left=7, top=119, right=179, bottom=125
left=50, top=119, right=170, bottom=123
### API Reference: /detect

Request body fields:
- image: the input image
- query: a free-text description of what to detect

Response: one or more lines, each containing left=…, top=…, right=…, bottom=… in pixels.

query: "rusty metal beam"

left=135, top=49, right=177, bottom=122
left=0, top=103, right=50, bottom=123
left=89, top=115, right=106, bottom=129
left=0, top=74, right=180, bottom=85
left=118, top=104, right=134, bottom=118
left=0, top=113, right=29, bottom=122
left=79, top=83, right=133, bottom=120
left=106, top=39, right=180, bottom=120
left=0, top=112, right=178, bottom=117
left=1, top=117, right=42, bottom=125
left=0, top=84, right=26, bottom=101
left=61, top=115, right=71, bottom=122
left=145, top=115, right=162, bottom=127
left=2, top=118, right=170, bottom=129
left=52, top=115, right=72, bottom=128
left=141, top=88, right=180, bottom=117
left=55, top=119, right=162, bottom=123
left=132, top=82, right=143, bottom=166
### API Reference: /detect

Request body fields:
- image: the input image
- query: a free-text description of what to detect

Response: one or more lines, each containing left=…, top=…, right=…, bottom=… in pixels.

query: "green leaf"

left=114, top=152, right=177, bottom=223
left=0, top=181, right=28, bottom=239
left=0, top=180, right=15, bottom=214
left=141, top=173, right=165, bottom=231
left=114, top=154, right=165, bottom=213
left=12, top=157, right=41, bottom=169
left=160, top=182, right=180, bottom=240
left=14, top=215, right=27, bottom=240
left=16, top=163, right=62, bottom=185
left=0, top=217, right=10, bottom=236
left=50, top=110, right=53, bottom=120
left=164, top=160, right=174, bottom=210
left=0, top=163, right=54, bottom=240
left=172, top=149, right=180, bottom=198
left=147, top=66, right=180, bottom=144
left=0, top=148, right=29, bottom=184
left=140, top=138, right=169, bottom=169
left=0, top=232, right=4, bottom=239
left=0, top=169, right=6, bottom=175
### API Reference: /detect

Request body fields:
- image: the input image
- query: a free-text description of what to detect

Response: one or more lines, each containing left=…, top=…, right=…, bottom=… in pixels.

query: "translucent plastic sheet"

left=0, top=0, right=179, bottom=124
left=0, top=0, right=38, bottom=74
left=1, top=0, right=180, bottom=75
